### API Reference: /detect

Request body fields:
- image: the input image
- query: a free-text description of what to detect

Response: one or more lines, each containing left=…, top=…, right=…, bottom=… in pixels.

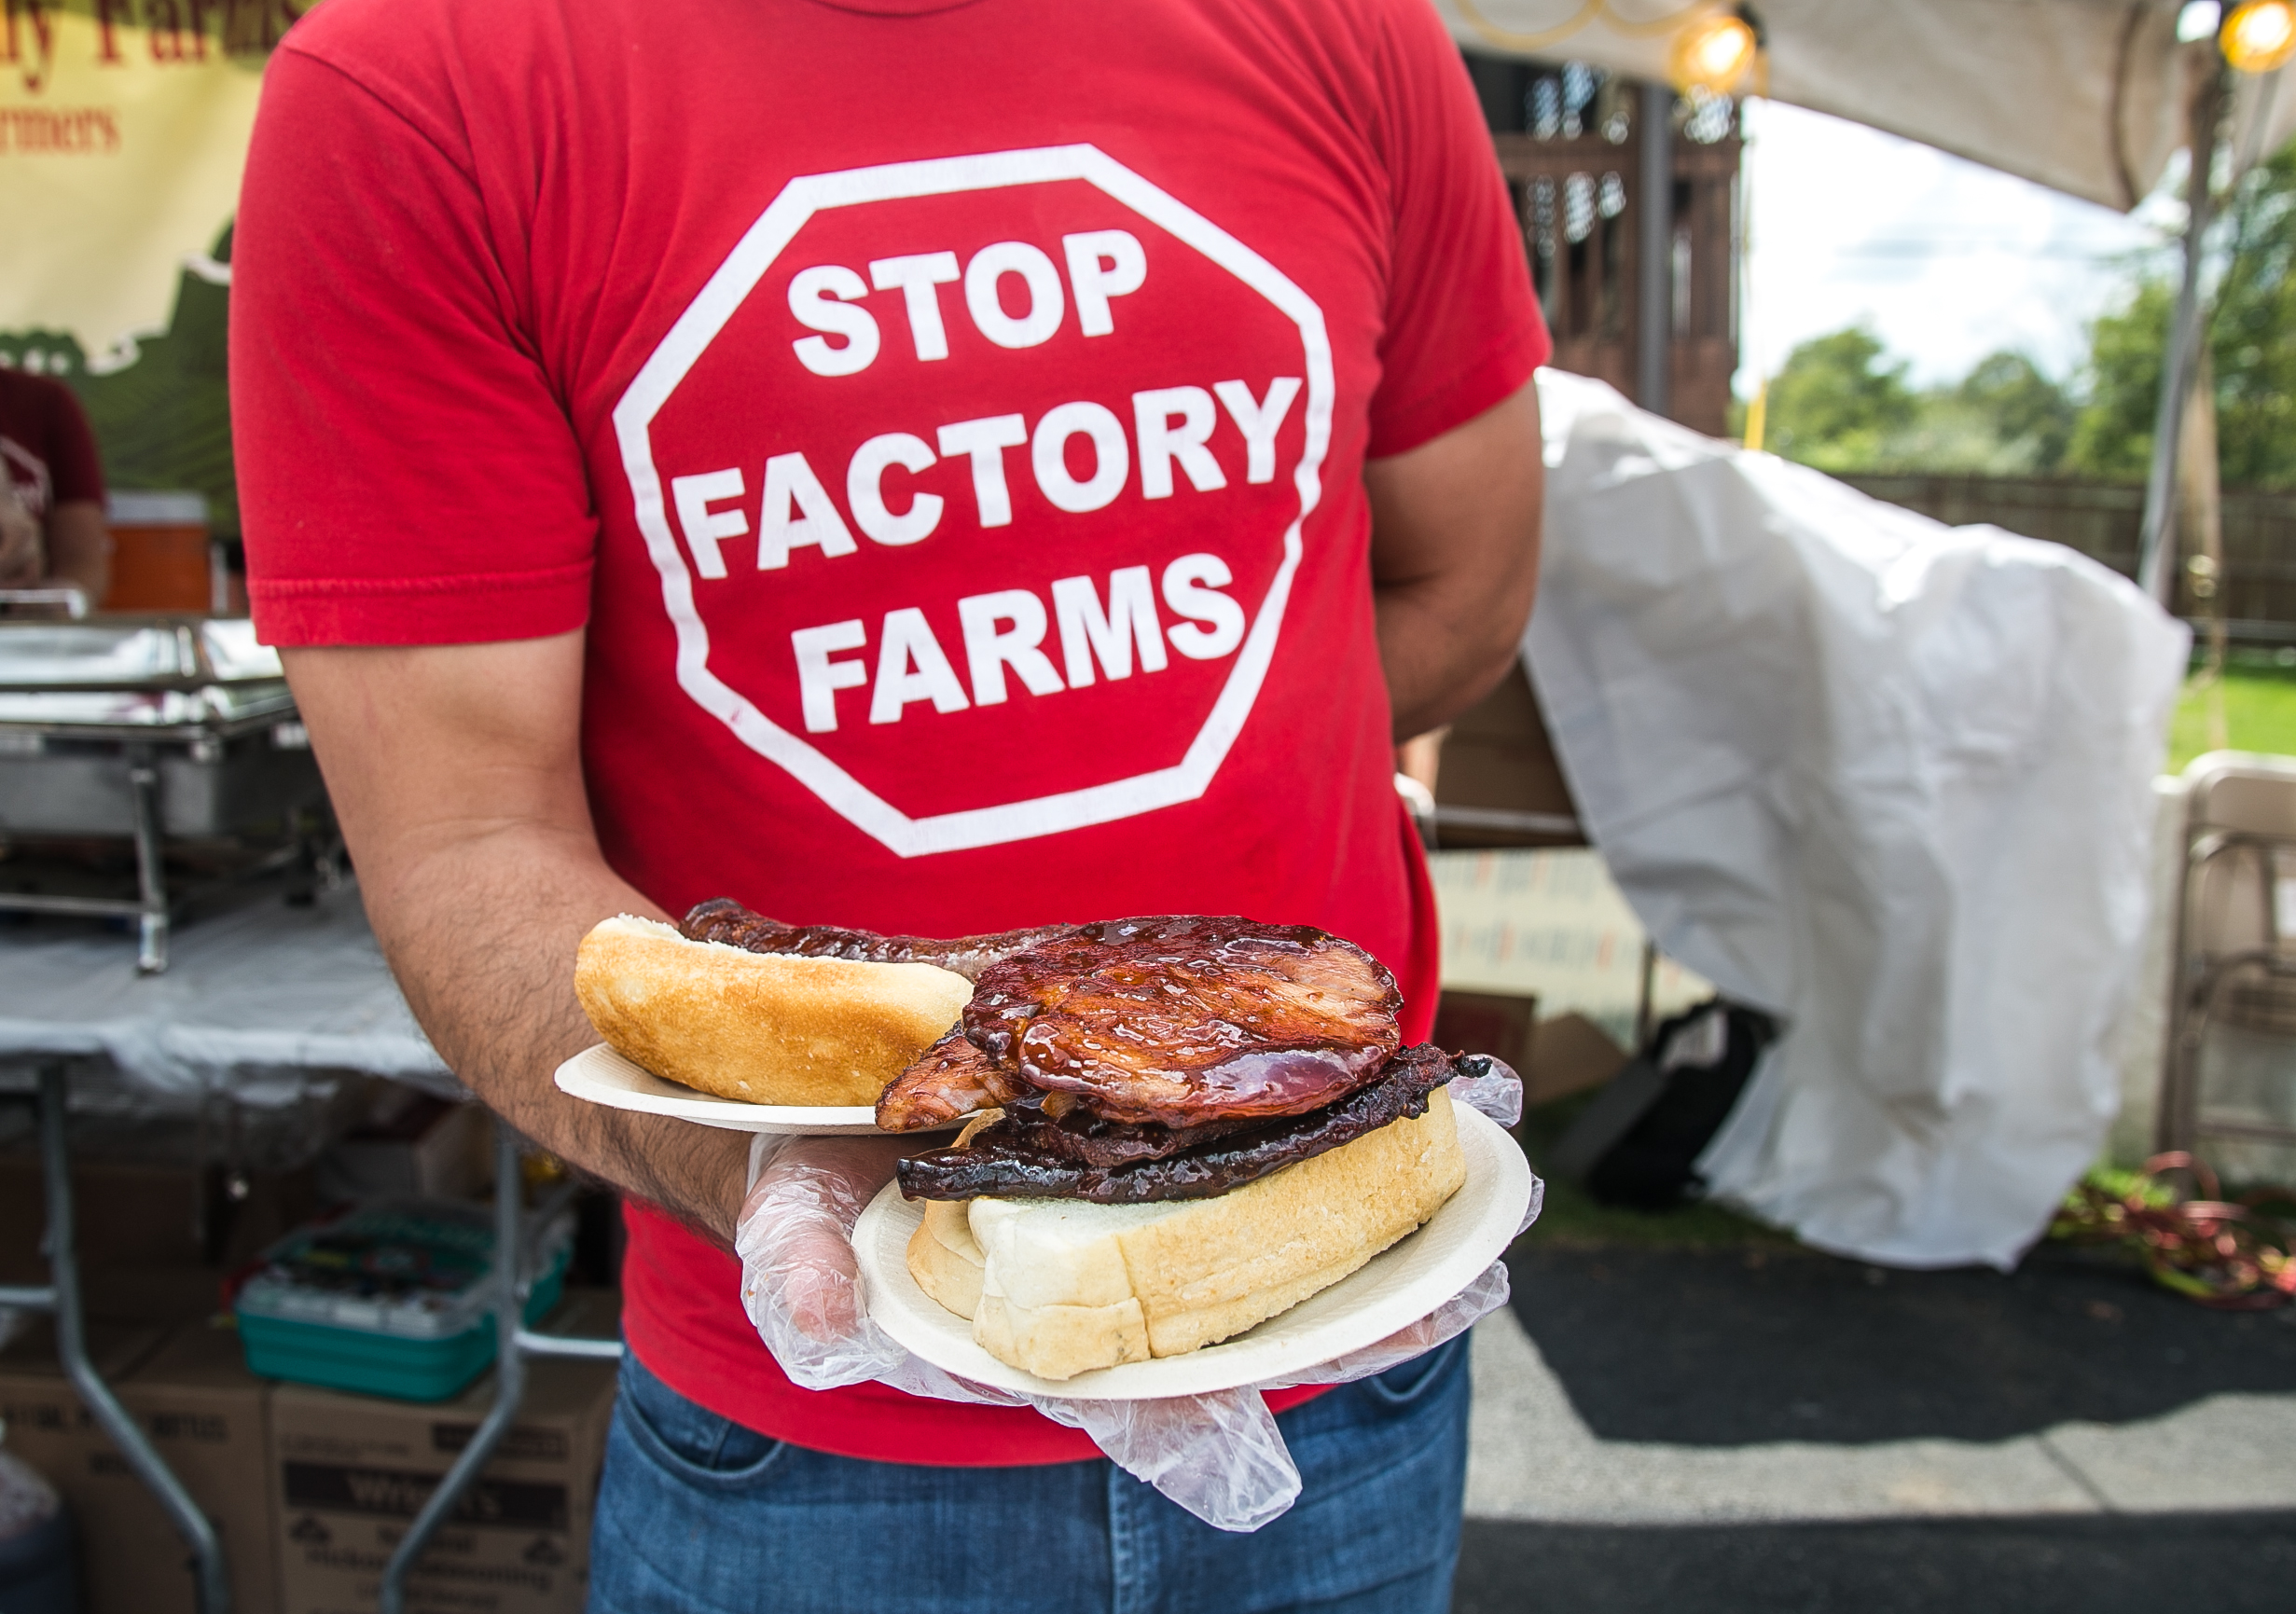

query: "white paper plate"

left=552, top=1043, right=904, bottom=1135
left=852, top=1098, right=1531, bottom=1400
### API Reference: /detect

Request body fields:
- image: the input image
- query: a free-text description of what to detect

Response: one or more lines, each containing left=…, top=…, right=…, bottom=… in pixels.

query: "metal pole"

left=1635, top=940, right=1660, bottom=1053
left=38, top=1064, right=230, bottom=1613
left=378, top=1123, right=530, bottom=1614
left=1637, top=80, right=1675, bottom=417
left=2137, top=63, right=2231, bottom=606
left=126, top=746, right=170, bottom=973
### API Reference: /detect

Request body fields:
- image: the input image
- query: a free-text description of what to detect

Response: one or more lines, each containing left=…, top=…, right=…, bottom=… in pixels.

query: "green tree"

left=2066, top=279, right=2170, bottom=479
left=2211, top=142, right=2296, bottom=487
left=1763, top=325, right=1916, bottom=471
left=1955, top=351, right=2075, bottom=470
left=2068, top=141, right=2296, bottom=489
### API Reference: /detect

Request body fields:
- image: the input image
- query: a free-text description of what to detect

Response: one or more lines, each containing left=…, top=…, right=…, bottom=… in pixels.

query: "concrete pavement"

left=1452, top=1242, right=2296, bottom=1611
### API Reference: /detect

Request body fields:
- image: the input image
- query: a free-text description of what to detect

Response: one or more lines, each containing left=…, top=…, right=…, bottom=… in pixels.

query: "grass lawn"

left=2169, top=654, right=2296, bottom=771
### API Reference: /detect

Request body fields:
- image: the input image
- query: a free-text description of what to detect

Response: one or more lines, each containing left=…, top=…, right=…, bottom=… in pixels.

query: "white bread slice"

left=904, top=1087, right=1466, bottom=1381
left=574, top=914, right=973, bottom=1107
left=908, top=1198, right=989, bottom=1319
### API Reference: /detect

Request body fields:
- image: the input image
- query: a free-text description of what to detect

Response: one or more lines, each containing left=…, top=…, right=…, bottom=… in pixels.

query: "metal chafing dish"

left=0, top=616, right=332, bottom=972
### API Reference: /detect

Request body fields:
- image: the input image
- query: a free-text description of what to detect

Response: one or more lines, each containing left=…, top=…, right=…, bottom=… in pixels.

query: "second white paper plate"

left=553, top=1042, right=897, bottom=1135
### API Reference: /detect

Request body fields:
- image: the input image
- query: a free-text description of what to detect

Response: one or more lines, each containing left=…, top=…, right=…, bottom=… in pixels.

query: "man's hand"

left=1367, top=378, right=1543, bottom=739
left=44, top=501, right=111, bottom=604
left=0, top=483, right=40, bottom=587
left=282, top=631, right=751, bottom=1246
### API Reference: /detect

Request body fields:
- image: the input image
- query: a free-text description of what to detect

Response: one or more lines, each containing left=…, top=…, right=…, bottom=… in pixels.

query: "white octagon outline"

left=611, top=145, right=1335, bottom=858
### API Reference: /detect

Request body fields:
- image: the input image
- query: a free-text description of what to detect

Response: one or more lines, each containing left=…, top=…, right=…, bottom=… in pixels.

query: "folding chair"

left=2160, top=752, right=2296, bottom=1161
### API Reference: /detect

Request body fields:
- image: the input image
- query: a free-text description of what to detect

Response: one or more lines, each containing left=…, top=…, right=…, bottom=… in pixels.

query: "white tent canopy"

left=1436, top=0, right=2296, bottom=211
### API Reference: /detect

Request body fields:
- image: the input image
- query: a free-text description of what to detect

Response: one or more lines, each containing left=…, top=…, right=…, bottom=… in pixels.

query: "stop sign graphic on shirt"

left=614, top=145, right=1335, bottom=859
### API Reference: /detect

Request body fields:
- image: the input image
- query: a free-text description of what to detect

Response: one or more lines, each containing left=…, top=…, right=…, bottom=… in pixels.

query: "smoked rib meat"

left=957, top=915, right=1403, bottom=1127
left=681, top=899, right=1067, bottom=984
left=897, top=1043, right=1464, bottom=1203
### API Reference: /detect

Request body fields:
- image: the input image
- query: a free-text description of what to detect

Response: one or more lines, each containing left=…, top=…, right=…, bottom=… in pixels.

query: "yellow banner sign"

left=2, top=1, right=308, bottom=369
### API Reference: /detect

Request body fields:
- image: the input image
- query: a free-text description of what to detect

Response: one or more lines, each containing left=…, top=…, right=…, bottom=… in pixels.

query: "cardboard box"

left=1429, top=665, right=1584, bottom=847
left=316, top=1093, right=491, bottom=1205
left=0, top=1314, right=191, bottom=1614
left=268, top=1349, right=616, bottom=1614
left=1522, top=1012, right=1630, bottom=1106
left=108, top=1322, right=284, bottom=1614
left=0, top=1155, right=319, bottom=1284
left=1432, top=990, right=1539, bottom=1079
left=1431, top=996, right=1630, bottom=1110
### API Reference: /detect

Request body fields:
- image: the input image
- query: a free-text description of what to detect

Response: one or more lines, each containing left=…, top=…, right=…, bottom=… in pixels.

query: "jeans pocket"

left=1358, top=1335, right=1464, bottom=1410
left=615, top=1358, right=792, bottom=1494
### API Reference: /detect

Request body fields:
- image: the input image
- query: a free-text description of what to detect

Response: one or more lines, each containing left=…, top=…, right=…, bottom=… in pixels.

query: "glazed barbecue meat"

left=975, top=1100, right=1269, bottom=1169
left=680, top=899, right=1068, bottom=983
left=898, top=1044, right=1466, bottom=1204
left=685, top=900, right=1406, bottom=1133
left=874, top=1031, right=1030, bottom=1132
left=958, top=916, right=1403, bottom=1128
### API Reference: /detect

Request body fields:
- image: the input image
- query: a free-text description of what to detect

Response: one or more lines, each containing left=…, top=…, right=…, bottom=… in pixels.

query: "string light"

left=1669, top=7, right=1762, bottom=94
left=2222, top=1, right=2296, bottom=72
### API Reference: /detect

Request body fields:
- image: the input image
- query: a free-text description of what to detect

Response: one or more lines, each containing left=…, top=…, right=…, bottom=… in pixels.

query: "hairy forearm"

left=1375, top=582, right=1526, bottom=740
left=361, top=820, right=751, bottom=1247
left=284, top=635, right=751, bottom=1248
left=1365, top=379, right=1543, bottom=740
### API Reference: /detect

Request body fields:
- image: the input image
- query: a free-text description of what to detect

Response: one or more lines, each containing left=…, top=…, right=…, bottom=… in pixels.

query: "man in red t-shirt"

left=233, top=0, right=1548, bottom=1606
left=0, top=368, right=111, bottom=609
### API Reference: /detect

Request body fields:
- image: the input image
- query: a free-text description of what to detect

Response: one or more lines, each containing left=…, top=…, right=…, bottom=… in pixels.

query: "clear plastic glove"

left=1447, top=1054, right=1525, bottom=1129
left=734, top=1061, right=1541, bottom=1534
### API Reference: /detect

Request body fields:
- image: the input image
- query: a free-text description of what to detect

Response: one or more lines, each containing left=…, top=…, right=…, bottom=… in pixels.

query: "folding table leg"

left=127, top=751, right=170, bottom=973
left=36, top=1063, right=229, bottom=1612
left=378, top=1122, right=530, bottom=1614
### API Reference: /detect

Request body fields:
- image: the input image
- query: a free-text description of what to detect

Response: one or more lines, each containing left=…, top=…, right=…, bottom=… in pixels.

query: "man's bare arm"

left=1366, top=378, right=1543, bottom=739
left=282, top=631, right=750, bottom=1246
left=46, top=501, right=110, bottom=603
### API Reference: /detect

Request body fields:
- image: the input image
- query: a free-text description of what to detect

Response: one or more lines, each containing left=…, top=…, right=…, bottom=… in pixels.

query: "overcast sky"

left=1737, top=99, right=2182, bottom=394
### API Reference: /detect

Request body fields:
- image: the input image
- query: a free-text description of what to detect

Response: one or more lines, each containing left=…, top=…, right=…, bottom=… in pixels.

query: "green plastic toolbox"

left=234, top=1198, right=573, bottom=1401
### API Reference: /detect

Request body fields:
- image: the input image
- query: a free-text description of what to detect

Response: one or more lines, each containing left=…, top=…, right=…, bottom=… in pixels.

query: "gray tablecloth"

left=0, top=882, right=454, bottom=1102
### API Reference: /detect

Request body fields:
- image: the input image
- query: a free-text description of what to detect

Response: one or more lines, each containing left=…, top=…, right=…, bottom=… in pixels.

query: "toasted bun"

left=905, top=1086, right=1466, bottom=1381
left=575, top=915, right=973, bottom=1107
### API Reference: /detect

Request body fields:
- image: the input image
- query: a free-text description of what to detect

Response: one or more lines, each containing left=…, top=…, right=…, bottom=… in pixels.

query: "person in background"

left=0, top=366, right=112, bottom=610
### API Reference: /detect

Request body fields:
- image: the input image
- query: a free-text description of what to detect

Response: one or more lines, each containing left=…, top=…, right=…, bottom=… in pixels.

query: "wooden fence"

left=1841, top=473, right=2296, bottom=641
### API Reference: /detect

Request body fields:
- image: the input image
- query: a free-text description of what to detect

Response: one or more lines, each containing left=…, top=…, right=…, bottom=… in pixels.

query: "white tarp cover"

left=1438, top=0, right=2296, bottom=211
left=1528, top=370, right=2190, bottom=1267
left=0, top=882, right=452, bottom=1102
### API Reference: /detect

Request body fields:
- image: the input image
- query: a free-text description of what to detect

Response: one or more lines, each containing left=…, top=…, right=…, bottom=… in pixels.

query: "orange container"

left=104, top=491, right=213, bottom=613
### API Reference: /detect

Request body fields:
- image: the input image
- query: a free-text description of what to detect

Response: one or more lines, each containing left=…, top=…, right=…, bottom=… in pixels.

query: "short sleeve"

left=42, top=381, right=105, bottom=506
left=231, top=47, right=595, bottom=646
left=1362, top=0, right=1549, bottom=459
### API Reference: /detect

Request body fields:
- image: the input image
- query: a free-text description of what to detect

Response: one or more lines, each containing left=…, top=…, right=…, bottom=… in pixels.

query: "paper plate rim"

left=851, top=1098, right=1531, bottom=1400
left=552, top=1042, right=898, bottom=1135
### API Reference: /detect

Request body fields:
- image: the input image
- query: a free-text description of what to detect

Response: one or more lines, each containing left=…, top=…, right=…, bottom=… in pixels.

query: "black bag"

left=1553, top=999, right=1778, bottom=1210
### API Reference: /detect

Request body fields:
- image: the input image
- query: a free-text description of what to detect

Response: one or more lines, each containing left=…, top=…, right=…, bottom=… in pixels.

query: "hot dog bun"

left=574, top=914, right=974, bottom=1107
left=904, top=1087, right=1465, bottom=1380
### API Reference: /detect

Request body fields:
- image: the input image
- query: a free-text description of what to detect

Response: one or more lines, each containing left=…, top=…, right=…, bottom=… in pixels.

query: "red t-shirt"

left=0, top=369, right=105, bottom=521
left=234, top=0, right=1546, bottom=1465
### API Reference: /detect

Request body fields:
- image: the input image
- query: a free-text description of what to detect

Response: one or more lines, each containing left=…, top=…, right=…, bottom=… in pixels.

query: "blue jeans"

left=587, top=1336, right=1470, bottom=1614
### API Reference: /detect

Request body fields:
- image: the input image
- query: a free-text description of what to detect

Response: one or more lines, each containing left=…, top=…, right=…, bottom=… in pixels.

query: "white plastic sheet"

left=0, top=884, right=452, bottom=1101
left=1528, top=370, right=2189, bottom=1268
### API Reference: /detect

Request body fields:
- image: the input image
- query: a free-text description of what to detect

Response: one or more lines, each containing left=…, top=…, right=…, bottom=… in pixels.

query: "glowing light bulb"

left=2224, top=0, right=2296, bottom=72
left=1671, top=12, right=1760, bottom=93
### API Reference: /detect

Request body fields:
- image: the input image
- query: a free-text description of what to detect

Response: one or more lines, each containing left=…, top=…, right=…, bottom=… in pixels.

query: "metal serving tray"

left=0, top=617, right=332, bottom=970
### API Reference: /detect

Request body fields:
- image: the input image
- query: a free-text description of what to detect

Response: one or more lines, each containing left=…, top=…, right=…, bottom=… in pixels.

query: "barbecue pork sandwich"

left=576, top=903, right=1474, bottom=1381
